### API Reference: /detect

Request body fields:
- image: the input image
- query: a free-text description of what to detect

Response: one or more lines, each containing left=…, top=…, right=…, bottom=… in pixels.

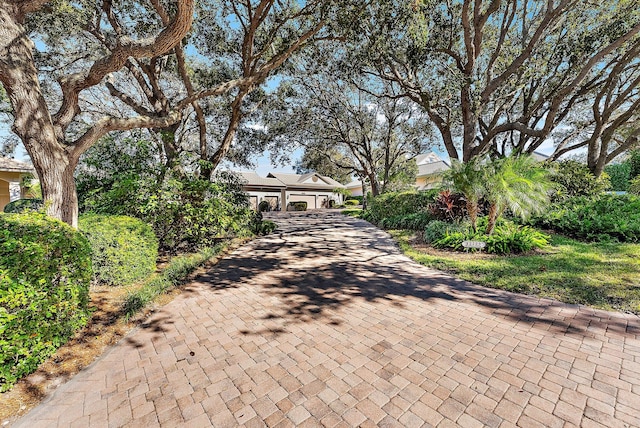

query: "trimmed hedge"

left=344, top=199, right=360, bottom=206
left=287, top=201, right=308, bottom=211
left=79, top=214, right=158, bottom=286
left=379, top=212, right=435, bottom=230
left=0, top=212, right=92, bottom=391
left=365, top=190, right=438, bottom=224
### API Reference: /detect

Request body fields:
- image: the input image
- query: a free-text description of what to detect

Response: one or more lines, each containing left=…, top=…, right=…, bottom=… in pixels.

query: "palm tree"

left=442, top=157, right=486, bottom=232
left=483, top=155, right=552, bottom=235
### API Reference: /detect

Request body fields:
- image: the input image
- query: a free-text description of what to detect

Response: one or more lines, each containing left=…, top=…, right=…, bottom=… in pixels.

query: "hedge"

left=0, top=212, right=92, bottom=391
left=365, top=190, right=438, bottom=224
left=79, top=214, right=158, bottom=286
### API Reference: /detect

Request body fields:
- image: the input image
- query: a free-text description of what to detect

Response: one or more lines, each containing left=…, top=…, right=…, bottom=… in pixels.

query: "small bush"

left=432, top=219, right=549, bottom=254
left=424, top=220, right=466, bottom=244
left=605, top=162, right=631, bottom=192
left=258, top=200, right=270, bottom=212
left=3, top=199, right=44, bottom=213
left=366, top=190, right=438, bottom=224
left=79, top=214, right=158, bottom=286
left=547, top=160, right=609, bottom=201
left=531, top=194, right=640, bottom=242
left=287, top=201, right=308, bottom=211
left=344, top=199, right=360, bottom=206
left=0, top=212, right=92, bottom=391
left=629, top=176, right=640, bottom=196
left=256, top=220, right=277, bottom=235
left=379, top=212, right=435, bottom=230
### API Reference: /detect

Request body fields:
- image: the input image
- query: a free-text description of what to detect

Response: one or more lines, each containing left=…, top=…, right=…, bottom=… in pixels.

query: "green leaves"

left=79, top=215, right=158, bottom=286
left=0, top=212, right=91, bottom=391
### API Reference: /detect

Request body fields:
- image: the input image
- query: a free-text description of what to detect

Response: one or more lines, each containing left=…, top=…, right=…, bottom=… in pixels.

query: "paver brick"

left=8, top=212, right=640, bottom=428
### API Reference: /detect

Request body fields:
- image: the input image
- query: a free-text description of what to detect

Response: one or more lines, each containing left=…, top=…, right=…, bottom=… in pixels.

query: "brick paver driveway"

left=12, top=211, right=640, bottom=427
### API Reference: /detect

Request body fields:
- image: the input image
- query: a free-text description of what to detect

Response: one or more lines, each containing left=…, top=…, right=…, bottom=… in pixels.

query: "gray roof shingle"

left=0, top=157, right=33, bottom=173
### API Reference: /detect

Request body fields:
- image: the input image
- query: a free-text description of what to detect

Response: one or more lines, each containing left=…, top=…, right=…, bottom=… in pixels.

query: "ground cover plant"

left=393, top=231, right=640, bottom=314
left=531, top=194, right=640, bottom=243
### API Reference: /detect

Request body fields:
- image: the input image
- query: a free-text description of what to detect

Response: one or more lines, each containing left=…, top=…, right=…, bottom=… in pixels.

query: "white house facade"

left=239, top=171, right=345, bottom=211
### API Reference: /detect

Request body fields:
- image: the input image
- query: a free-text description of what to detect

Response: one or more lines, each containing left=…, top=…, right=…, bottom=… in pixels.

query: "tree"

left=0, top=0, right=361, bottom=226
left=354, top=1, right=640, bottom=166
left=442, top=157, right=486, bottom=232
left=295, top=146, right=353, bottom=184
left=483, top=155, right=551, bottom=235
left=260, top=73, right=433, bottom=196
left=0, top=0, right=195, bottom=226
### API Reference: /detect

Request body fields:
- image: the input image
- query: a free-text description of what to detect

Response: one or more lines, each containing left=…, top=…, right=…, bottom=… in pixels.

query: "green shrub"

left=629, top=176, right=640, bottom=196
left=341, top=208, right=362, bottom=217
left=346, top=195, right=364, bottom=203
left=424, top=220, right=466, bottom=244
left=258, top=200, right=270, bottom=212
left=344, top=199, right=360, bottom=206
left=287, top=201, right=308, bottom=211
left=366, top=190, right=438, bottom=224
left=531, top=194, right=640, bottom=242
left=3, top=199, right=44, bottom=213
left=79, top=214, right=158, bottom=286
left=605, top=162, right=631, bottom=192
left=547, top=160, right=610, bottom=200
left=0, top=212, right=92, bottom=391
left=379, top=212, right=435, bottom=230
left=432, top=218, right=549, bottom=254
left=256, top=220, right=277, bottom=235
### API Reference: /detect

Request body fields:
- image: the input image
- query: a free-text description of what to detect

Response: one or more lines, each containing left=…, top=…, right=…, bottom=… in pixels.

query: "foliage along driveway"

left=12, top=211, right=640, bottom=427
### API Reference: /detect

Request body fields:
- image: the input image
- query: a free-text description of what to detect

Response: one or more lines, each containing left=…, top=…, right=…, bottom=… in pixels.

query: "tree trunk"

left=38, top=156, right=79, bottom=227
left=0, top=3, right=78, bottom=226
left=486, top=203, right=498, bottom=235
left=467, top=198, right=479, bottom=233
left=205, top=89, right=249, bottom=179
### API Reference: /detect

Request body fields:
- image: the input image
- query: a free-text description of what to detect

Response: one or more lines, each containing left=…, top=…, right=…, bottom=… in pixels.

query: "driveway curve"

left=12, top=211, right=640, bottom=427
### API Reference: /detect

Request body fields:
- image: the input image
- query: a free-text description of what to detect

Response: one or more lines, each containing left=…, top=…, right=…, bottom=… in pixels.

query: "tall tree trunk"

left=0, top=3, right=78, bottom=226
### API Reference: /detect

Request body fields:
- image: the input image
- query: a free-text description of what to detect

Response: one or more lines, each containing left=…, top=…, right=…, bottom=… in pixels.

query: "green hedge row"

left=0, top=213, right=92, bottom=391
left=365, top=190, right=438, bottom=224
left=79, top=214, right=158, bottom=286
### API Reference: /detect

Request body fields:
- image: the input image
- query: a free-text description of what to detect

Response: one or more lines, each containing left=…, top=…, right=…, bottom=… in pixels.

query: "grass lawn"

left=391, top=230, right=640, bottom=315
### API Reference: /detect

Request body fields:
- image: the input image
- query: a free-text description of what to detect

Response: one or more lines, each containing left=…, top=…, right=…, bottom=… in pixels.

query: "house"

left=239, top=171, right=345, bottom=210
left=344, top=152, right=450, bottom=196
left=415, top=152, right=450, bottom=191
left=344, top=180, right=364, bottom=197
left=0, top=157, right=34, bottom=211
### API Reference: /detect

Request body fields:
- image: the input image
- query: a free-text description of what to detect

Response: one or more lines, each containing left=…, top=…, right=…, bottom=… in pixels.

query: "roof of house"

left=417, top=160, right=450, bottom=177
left=344, top=180, right=362, bottom=189
left=239, top=171, right=345, bottom=190
left=238, top=171, right=285, bottom=188
left=531, top=151, right=550, bottom=161
left=0, top=157, right=33, bottom=173
left=267, top=172, right=345, bottom=189
left=415, top=152, right=443, bottom=165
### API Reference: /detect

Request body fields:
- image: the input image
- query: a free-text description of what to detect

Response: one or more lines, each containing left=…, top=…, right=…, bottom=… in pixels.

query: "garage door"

left=248, top=196, right=258, bottom=210
left=289, top=194, right=316, bottom=210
